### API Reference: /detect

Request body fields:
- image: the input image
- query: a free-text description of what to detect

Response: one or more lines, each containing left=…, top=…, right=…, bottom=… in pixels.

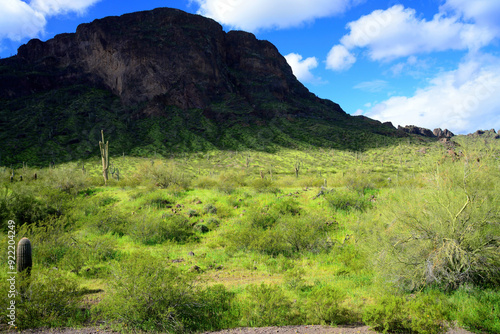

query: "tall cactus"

left=17, top=238, right=32, bottom=276
left=99, top=130, right=109, bottom=185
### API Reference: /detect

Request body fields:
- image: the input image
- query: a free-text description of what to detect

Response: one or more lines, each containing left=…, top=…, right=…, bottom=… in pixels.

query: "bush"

left=94, top=254, right=235, bottom=333
left=362, top=294, right=408, bottom=333
left=363, top=291, right=450, bottom=334
left=362, top=162, right=500, bottom=291
left=449, top=288, right=500, bottom=333
left=217, top=172, right=246, bottom=194
left=324, top=187, right=372, bottom=212
left=239, top=283, right=302, bottom=326
left=250, top=177, right=279, bottom=193
left=0, top=186, right=60, bottom=231
left=17, top=215, right=73, bottom=267
left=138, top=161, right=191, bottom=189
left=204, top=203, right=217, bottom=214
left=129, top=214, right=194, bottom=245
left=304, top=285, right=353, bottom=325
left=0, top=269, right=88, bottom=329
left=41, top=167, right=88, bottom=194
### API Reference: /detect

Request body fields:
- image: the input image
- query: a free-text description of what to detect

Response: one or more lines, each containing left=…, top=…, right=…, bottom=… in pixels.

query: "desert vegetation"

left=0, top=134, right=499, bottom=333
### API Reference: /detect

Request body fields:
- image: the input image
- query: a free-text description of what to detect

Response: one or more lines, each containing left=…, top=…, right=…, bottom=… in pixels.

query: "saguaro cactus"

left=17, top=238, right=32, bottom=276
left=99, top=130, right=109, bottom=185
left=294, top=159, right=301, bottom=178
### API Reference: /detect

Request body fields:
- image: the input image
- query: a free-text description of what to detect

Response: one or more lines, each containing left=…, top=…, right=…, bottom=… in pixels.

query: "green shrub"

left=250, top=177, right=279, bottom=193
left=206, top=217, right=220, bottom=230
left=0, top=269, right=88, bottom=329
left=450, top=288, right=500, bottom=333
left=94, top=254, right=235, bottom=333
left=0, top=186, right=59, bottom=230
left=304, top=285, right=353, bottom=325
left=362, top=293, right=408, bottom=333
left=204, top=203, right=217, bottom=214
left=88, top=208, right=130, bottom=236
left=363, top=291, right=450, bottom=334
left=276, top=215, right=331, bottom=254
left=362, top=162, right=500, bottom=291
left=324, top=187, right=371, bottom=212
left=404, top=291, right=450, bottom=334
left=239, top=283, right=302, bottom=326
left=217, top=171, right=246, bottom=194
left=129, top=214, right=194, bottom=245
left=41, top=167, right=88, bottom=194
left=139, top=161, right=191, bottom=189
left=17, top=215, right=73, bottom=266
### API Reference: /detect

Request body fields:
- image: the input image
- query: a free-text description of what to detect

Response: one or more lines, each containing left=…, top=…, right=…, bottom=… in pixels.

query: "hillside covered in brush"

left=0, top=7, right=401, bottom=166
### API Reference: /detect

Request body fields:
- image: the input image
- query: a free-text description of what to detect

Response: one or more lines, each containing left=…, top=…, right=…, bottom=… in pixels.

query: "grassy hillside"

left=0, top=135, right=499, bottom=333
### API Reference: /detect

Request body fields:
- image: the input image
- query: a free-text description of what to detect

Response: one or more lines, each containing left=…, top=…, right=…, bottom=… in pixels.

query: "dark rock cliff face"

left=5, top=7, right=326, bottom=114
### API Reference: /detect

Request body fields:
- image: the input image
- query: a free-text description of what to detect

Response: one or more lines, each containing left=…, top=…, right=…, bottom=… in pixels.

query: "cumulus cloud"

left=442, top=0, right=500, bottom=36
left=0, top=0, right=100, bottom=44
left=284, top=53, right=323, bottom=84
left=326, top=44, right=356, bottom=71
left=0, top=0, right=46, bottom=41
left=31, top=0, right=100, bottom=15
left=364, top=58, right=500, bottom=134
left=326, top=4, right=497, bottom=70
left=193, top=0, right=362, bottom=31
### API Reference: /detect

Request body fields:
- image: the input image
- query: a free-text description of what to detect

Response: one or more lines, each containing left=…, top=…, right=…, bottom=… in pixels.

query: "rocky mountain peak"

left=11, top=7, right=317, bottom=112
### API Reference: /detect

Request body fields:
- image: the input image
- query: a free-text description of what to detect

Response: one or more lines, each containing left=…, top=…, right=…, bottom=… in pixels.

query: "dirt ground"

left=9, top=324, right=476, bottom=334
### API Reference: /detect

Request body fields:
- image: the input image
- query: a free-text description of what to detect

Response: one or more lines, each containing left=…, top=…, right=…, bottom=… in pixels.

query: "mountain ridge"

left=0, top=7, right=403, bottom=166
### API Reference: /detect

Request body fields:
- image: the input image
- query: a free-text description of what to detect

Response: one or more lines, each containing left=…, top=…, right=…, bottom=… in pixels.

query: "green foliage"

left=362, top=294, right=409, bottom=333
left=217, top=172, right=247, bottom=194
left=129, top=214, right=194, bottom=245
left=239, top=283, right=302, bottom=326
left=94, top=253, right=235, bottom=333
left=304, top=285, right=353, bottom=325
left=363, top=291, right=450, bottom=334
left=0, top=186, right=59, bottom=230
left=0, top=270, right=88, bottom=329
left=361, top=161, right=500, bottom=290
left=226, top=213, right=331, bottom=256
left=449, top=288, right=500, bottom=333
left=18, top=215, right=73, bottom=266
left=324, top=187, right=372, bottom=212
left=139, top=161, right=191, bottom=189
left=204, top=203, right=217, bottom=214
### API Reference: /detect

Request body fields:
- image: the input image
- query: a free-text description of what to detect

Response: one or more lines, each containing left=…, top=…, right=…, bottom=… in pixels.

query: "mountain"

left=0, top=7, right=400, bottom=166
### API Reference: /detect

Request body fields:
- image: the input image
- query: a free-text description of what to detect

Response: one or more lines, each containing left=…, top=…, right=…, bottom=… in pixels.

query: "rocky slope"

left=0, top=7, right=400, bottom=165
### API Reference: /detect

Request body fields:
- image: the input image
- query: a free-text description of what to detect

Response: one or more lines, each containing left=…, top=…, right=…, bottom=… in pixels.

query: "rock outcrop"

left=433, top=128, right=454, bottom=138
left=467, top=129, right=499, bottom=139
left=398, top=125, right=435, bottom=137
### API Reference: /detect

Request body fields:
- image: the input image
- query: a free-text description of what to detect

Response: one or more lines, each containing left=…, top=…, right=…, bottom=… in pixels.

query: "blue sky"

left=1, top=0, right=499, bottom=134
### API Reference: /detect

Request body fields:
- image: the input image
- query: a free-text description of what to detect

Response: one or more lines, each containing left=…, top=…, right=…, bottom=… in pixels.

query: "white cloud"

left=0, top=0, right=100, bottom=44
left=326, top=4, right=498, bottom=70
left=342, top=5, right=494, bottom=61
left=284, top=52, right=323, bottom=84
left=0, top=0, right=46, bottom=41
left=353, top=79, right=388, bottom=92
left=31, top=0, right=100, bottom=15
left=326, top=44, right=356, bottom=71
left=364, top=58, right=500, bottom=134
left=442, top=0, right=500, bottom=36
left=193, top=0, right=362, bottom=31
